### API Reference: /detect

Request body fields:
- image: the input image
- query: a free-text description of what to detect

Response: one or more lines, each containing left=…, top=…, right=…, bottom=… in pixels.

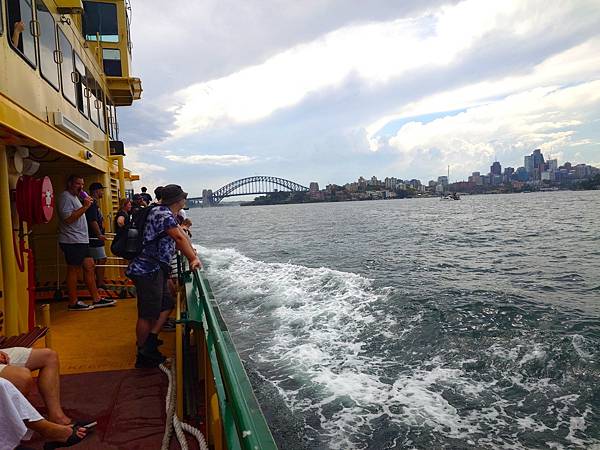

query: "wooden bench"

left=0, top=311, right=48, bottom=349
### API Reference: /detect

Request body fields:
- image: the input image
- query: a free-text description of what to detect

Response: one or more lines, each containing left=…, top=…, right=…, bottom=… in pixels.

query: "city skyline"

left=196, top=147, right=598, bottom=200
left=120, top=0, right=600, bottom=193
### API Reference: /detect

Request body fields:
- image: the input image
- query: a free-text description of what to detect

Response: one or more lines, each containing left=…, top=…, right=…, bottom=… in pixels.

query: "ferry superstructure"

left=0, top=1, right=275, bottom=448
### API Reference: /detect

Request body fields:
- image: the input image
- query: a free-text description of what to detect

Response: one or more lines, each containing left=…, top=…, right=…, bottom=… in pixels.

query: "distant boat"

left=441, top=193, right=460, bottom=200
left=440, top=165, right=460, bottom=200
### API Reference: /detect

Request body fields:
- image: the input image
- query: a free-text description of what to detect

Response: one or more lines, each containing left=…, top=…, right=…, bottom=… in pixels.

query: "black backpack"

left=111, top=205, right=163, bottom=260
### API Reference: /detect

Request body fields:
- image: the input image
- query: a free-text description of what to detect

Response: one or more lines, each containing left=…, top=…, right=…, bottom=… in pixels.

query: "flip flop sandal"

left=43, top=424, right=88, bottom=449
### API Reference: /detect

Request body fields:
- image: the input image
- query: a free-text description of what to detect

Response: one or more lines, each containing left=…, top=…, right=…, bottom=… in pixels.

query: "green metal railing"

left=182, top=266, right=278, bottom=450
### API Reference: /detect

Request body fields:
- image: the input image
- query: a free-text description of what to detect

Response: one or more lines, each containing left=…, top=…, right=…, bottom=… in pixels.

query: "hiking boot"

left=92, top=298, right=117, bottom=308
left=135, top=352, right=165, bottom=368
left=137, top=334, right=166, bottom=363
left=67, top=301, right=94, bottom=311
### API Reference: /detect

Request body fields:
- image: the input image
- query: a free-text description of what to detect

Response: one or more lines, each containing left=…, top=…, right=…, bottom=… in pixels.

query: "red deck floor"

left=23, top=368, right=199, bottom=450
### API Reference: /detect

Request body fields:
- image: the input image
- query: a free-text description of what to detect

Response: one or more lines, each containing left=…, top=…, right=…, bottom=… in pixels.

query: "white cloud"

left=165, top=154, right=255, bottom=166
left=385, top=80, right=600, bottom=179
left=121, top=0, right=600, bottom=188
left=169, top=0, right=590, bottom=138
left=122, top=146, right=167, bottom=174
left=367, top=36, right=600, bottom=145
left=129, top=161, right=166, bottom=172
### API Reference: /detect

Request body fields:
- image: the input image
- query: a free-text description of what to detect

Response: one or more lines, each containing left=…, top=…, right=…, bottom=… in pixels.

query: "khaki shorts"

left=0, top=347, right=32, bottom=373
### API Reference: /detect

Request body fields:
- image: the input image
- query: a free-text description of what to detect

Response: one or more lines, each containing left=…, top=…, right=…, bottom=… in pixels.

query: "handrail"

left=183, top=267, right=277, bottom=450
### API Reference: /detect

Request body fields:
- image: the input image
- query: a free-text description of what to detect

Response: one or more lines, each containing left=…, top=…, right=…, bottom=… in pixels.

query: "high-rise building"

left=575, top=164, right=592, bottom=179
left=532, top=149, right=545, bottom=170
left=490, top=161, right=502, bottom=175
left=514, top=167, right=529, bottom=181
left=524, top=155, right=534, bottom=174
left=358, top=176, right=367, bottom=191
left=409, top=179, right=422, bottom=189
left=438, top=176, right=448, bottom=186
left=546, top=159, right=558, bottom=172
left=309, top=182, right=319, bottom=192
left=503, top=167, right=514, bottom=183
left=468, top=172, right=483, bottom=185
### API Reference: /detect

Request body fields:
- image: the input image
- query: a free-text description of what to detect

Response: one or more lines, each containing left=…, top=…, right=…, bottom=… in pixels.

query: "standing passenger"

left=139, top=186, right=153, bottom=205
left=131, top=193, right=146, bottom=217
left=153, top=186, right=164, bottom=205
left=85, top=182, right=112, bottom=294
left=57, top=175, right=113, bottom=310
left=114, top=198, right=132, bottom=278
left=114, top=198, right=132, bottom=238
left=126, top=185, right=201, bottom=367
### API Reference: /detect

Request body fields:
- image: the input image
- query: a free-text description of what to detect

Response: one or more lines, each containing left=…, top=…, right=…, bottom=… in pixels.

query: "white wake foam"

left=196, top=245, right=599, bottom=449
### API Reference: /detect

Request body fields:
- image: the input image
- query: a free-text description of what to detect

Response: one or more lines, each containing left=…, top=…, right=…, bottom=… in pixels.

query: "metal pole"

left=41, top=303, right=52, bottom=348
left=0, top=147, right=20, bottom=335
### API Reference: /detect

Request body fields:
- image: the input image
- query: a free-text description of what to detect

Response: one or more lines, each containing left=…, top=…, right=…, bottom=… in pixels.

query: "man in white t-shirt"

left=58, top=175, right=115, bottom=311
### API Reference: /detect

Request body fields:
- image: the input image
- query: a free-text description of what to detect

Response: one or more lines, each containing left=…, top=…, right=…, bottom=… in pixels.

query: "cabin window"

left=102, top=48, right=121, bottom=76
left=0, top=1, right=4, bottom=36
left=97, top=90, right=106, bottom=132
left=7, top=0, right=37, bottom=66
left=82, top=1, right=118, bottom=42
left=106, top=101, right=114, bottom=139
left=74, top=52, right=90, bottom=118
left=36, top=0, right=59, bottom=90
left=111, top=104, right=119, bottom=139
left=57, top=27, right=76, bottom=105
left=86, top=70, right=99, bottom=126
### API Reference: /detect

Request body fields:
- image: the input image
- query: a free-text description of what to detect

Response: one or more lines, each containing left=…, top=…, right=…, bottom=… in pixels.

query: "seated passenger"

left=0, top=377, right=87, bottom=449
left=0, top=347, right=95, bottom=429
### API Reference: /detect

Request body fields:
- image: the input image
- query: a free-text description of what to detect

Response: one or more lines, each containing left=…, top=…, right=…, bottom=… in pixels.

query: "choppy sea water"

left=188, top=191, right=600, bottom=450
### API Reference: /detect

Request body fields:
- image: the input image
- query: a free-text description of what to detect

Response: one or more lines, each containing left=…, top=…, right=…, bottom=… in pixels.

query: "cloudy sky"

left=120, top=0, right=600, bottom=195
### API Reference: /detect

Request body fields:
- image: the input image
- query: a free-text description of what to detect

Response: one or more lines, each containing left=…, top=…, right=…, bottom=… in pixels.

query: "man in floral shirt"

left=127, top=184, right=200, bottom=367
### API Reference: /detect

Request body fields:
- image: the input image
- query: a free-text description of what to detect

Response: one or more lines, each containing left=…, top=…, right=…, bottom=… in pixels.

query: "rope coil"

left=160, top=359, right=209, bottom=450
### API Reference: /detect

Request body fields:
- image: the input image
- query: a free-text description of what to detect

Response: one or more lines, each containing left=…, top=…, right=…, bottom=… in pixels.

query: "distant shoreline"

left=208, top=186, right=599, bottom=208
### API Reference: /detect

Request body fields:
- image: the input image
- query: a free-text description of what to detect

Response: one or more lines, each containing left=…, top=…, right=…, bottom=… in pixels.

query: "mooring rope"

left=160, top=360, right=209, bottom=450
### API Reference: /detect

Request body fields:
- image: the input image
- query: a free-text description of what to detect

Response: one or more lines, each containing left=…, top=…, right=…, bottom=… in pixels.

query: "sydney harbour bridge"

left=187, top=175, right=310, bottom=207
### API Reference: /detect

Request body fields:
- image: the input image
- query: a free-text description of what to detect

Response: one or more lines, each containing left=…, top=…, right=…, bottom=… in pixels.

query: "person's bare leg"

left=82, top=257, right=100, bottom=302
left=0, top=366, right=34, bottom=396
left=27, top=419, right=86, bottom=442
left=95, top=257, right=106, bottom=288
left=25, top=349, right=69, bottom=425
left=151, top=309, right=172, bottom=335
left=167, top=279, right=176, bottom=298
left=66, top=265, right=80, bottom=306
left=136, top=317, right=154, bottom=347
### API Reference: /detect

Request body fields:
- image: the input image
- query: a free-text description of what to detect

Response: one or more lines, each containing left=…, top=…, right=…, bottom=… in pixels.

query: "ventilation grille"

left=52, top=112, right=90, bottom=143
left=110, top=177, right=119, bottom=213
